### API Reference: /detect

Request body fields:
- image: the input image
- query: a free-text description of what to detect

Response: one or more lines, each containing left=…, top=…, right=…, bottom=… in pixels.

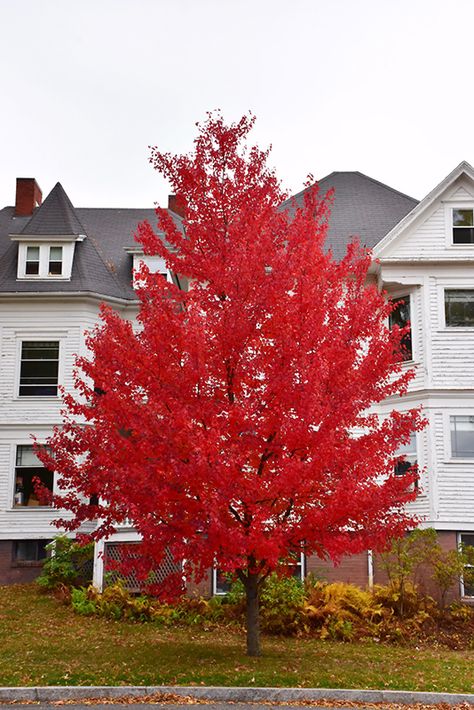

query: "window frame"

left=212, top=553, right=305, bottom=596
left=451, top=207, right=474, bottom=246
left=444, top=288, right=474, bottom=328
left=388, top=291, right=414, bottom=363
left=11, top=539, right=52, bottom=566
left=458, top=533, right=474, bottom=598
left=18, top=339, right=60, bottom=398
left=12, top=444, right=54, bottom=510
left=17, top=243, right=72, bottom=280
left=449, top=414, right=474, bottom=460
left=394, top=431, right=419, bottom=490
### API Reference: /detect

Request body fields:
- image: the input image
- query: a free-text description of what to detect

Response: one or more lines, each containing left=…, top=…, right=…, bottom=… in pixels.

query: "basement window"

left=460, top=533, right=474, bottom=597
left=12, top=539, right=52, bottom=566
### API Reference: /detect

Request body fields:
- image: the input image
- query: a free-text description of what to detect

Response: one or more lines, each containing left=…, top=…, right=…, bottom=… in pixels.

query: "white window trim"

left=9, top=441, right=55, bottom=511
left=17, top=242, right=75, bottom=280
left=14, top=334, right=66, bottom=401
left=388, top=289, right=416, bottom=364
left=444, top=204, right=474, bottom=249
left=394, top=430, right=419, bottom=492
left=442, top=286, right=474, bottom=330
left=435, top=282, right=474, bottom=331
left=132, top=255, right=171, bottom=289
left=444, top=411, right=474, bottom=463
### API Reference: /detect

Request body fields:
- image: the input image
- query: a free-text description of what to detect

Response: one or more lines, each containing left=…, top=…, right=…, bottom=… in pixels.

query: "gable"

left=374, top=165, right=474, bottom=262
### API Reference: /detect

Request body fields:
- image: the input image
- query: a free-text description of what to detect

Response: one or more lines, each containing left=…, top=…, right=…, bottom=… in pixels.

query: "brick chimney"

left=15, top=178, right=42, bottom=216
left=168, top=194, right=185, bottom=218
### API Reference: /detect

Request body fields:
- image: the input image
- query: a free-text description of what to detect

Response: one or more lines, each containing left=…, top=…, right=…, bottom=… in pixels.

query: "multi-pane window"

left=394, top=432, right=418, bottom=489
left=460, top=533, right=474, bottom=597
left=19, top=341, right=59, bottom=396
left=19, top=243, right=69, bottom=279
left=389, top=296, right=412, bottom=361
left=14, top=445, right=53, bottom=508
left=48, top=246, right=63, bottom=275
left=452, top=208, right=474, bottom=244
left=25, top=246, right=40, bottom=275
left=445, top=290, right=474, bottom=327
left=450, top=416, right=474, bottom=458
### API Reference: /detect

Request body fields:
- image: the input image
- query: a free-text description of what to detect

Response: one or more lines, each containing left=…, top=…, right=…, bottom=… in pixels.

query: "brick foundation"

left=306, top=552, right=370, bottom=587
left=0, top=541, right=45, bottom=585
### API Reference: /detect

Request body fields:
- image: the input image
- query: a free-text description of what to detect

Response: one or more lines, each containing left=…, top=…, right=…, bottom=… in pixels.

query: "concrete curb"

left=0, top=686, right=473, bottom=706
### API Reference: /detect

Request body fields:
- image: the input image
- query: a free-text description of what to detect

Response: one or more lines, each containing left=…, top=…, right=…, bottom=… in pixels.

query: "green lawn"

left=1, top=585, right=474, bottom=692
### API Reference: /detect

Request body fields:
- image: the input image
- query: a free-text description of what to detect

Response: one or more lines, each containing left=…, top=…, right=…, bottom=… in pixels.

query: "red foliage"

left=39, top=113, right=423, bottom=600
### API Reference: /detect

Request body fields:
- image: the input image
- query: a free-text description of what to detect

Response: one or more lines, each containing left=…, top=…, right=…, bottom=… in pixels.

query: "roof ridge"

left=351, top=171, right=419, bottom=203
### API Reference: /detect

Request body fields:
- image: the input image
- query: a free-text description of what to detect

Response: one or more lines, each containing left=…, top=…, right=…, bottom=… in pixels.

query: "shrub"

left=36, top=536, right=94, bottom=590
left=259, top=573, right=306, bottom=635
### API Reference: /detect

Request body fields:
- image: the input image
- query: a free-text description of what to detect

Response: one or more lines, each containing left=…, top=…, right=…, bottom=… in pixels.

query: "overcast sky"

left=1, top=0, right=472, bottom=210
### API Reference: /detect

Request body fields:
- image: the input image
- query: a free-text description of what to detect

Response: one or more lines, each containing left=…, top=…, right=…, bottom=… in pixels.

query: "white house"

left=0, top=167, right=472, bottom=598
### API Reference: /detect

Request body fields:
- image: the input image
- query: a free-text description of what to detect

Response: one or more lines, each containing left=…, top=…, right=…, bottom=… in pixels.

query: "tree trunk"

left=244, top=572, right=261, bottom=656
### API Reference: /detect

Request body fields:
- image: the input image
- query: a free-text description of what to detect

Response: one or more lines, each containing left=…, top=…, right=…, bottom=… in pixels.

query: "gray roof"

left=18, top=182, right=86, bottom=237
left=0, top=173, right=417, bottom=300
left=280, top=171, right=418, bottom=260
left=0, top=184, right=183, bottom=301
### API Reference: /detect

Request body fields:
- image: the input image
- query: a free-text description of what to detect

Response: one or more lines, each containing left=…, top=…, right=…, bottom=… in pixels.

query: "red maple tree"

left=41, top=113, right=423, bottom=656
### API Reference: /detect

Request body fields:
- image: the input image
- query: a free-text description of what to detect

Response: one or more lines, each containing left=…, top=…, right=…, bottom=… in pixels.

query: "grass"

left=0, top=585, right=474, bottom=692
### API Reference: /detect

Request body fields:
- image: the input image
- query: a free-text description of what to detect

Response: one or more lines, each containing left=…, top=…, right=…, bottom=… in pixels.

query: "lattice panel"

left=104, top=542, right=181, bottom=592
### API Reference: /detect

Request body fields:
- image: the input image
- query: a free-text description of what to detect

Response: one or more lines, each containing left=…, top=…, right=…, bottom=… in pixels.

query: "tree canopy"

left=40, top=113, right=423, bottom=655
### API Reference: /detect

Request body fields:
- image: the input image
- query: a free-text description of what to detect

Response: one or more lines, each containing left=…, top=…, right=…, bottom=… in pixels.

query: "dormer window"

left=25, top=246, right=40, bottom=275
left=16, top=243, right=73, bottom=280
left=48, top=246, right=63, bottom=275
left=453, top=209, right=474, bottom=244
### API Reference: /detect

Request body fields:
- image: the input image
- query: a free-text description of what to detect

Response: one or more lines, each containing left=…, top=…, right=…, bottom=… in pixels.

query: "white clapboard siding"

left=433, top=411, right=474, bottom=524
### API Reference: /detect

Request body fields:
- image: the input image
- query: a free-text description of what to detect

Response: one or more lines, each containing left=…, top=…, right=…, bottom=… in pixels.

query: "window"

left=450, top=416, right=474, bottom=458
left=389, top=296, right=412, bottom=361
left=394, top=432, right=418, bottom=488
left=453, top=209, right=474, bottom=244
left=460, top=533, right=474, bottom=597
left=25, top=246, right=40, bottom=275
left=19, top=341, right=59, bottom=396
left=445, top=290, right=474, bottom=327
left=213, top=568, right=233, bottom=595
left=17, top=243, right=71, bottom=279
left=12, top=539, right=51, bottom=565
left=48, top=246, right=63, bottom=275
left=14, top=445, right=53, bottom=508
left=212, top=554, right=304, bottom=595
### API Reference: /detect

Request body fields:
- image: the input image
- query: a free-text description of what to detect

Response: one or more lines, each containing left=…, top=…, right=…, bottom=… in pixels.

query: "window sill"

left=11, top=560, right=45, bottom=568
left=15, top=396, right=59, bottom=401
left=444, top=459, right=474, bottom=464
left=16, top=276, right=71, bottom=282
left=9, top=506, right=53, bottom=511
left=441, top=326, right=474, bottom=331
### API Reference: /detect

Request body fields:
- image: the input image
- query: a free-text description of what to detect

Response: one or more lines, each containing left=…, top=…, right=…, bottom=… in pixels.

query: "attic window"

left=17, top=243, right=72, bottom=280
left=25, top=246, right=40, bottom=275
left=48, top=246, right=63, bottom=275
left=453, top=209, right=474, bottom=244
